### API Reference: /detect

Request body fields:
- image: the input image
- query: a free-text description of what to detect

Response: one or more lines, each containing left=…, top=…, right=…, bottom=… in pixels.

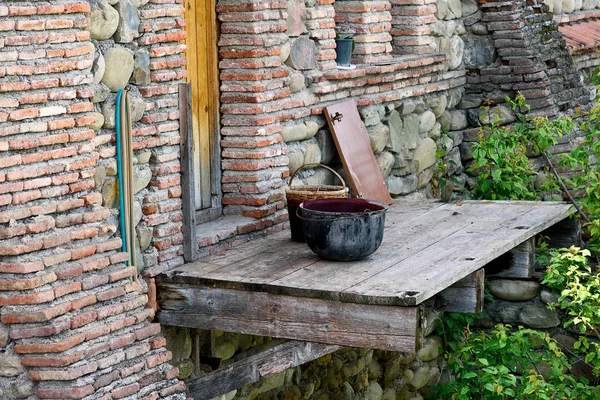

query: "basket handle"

left=288, top=163, right=347, bottom=191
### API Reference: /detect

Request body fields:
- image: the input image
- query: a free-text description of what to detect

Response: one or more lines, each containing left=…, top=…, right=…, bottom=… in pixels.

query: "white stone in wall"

left=280, top=41, right=291, bottom=63
left=554, top=0, right=563, bottom=13
left=413, top=137, right=437, bottom=173
left=89, top=112, right=105, bottom=130
left=562, top=0, right=576, bottom=13
left=387, top=174, right=418, bottom=195
left=418, top=110, right=437, bottom=134
left=303, top=143, right=321, bottom=165
left=287, top=147, right=304, bottom=174
left=92, top=50, right=105, bottom=84
left=575, top=0, right=583, bottom=10
left=583, top=0, right=598, bottom=8
left=448, top=109, right=468, bottom=130
left=426, top=94, right=447, bottom=118
left=432, top=20, right=457, bottom=38
left=101, top=47, right=135, bottom=91
left=447, top=35, right=465, bottom=70
left=367, top=123, right=390, bottom=154
left=289, top=72, right=306, bottom=93
left=461, top=0, right=479, bottom=16
left=376, top=151, right=395, bottom=179
left=114, top=0, right=140, bottom=43
left=134, top=167, right=152, bottom=194
left=129, top=95, right=146, bottom=122
left=88, top=0, right=119, bottom=40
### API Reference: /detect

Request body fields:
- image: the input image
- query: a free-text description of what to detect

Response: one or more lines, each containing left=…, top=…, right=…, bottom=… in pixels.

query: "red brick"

left=160, top=381, right=186, bottom=397
left=71, top=294, right=96, bottom=310
left=14, top=333, right=85, bottom=353
left=84, top=324, right=111, bottom=341
left=93, top=370, right=120, bottom=391
left=0, top=289, right=55, bottom=306
left=138, top=371, right=162, bottom=388
left=0, top=261, right=44, bottom=274
left=112, top=383, right=140, bottom=399
left=80, top=256, right=109, bottom=272
left=0, top=272, right=56, bottom=291
left=146, top=350, right=172, bottom=368
left=81, top=273, right=109, bottom=290
left=84, top=341, right=110, bottom=358
left=69, top=244, right=96, bottom=260
left=10, top=318, right=71, bottom=340
left=96, top=302, right=124, bottom=320
left=135, top=323, right=162, bottom=341
left=54, top=281, right=81, bottom=298
left=110, top=332, right=136, bottom=350
left=110, top=315, right=136, bottom=332
left=37, top=385, right=95, bottom=399
left=97, top=286, right=126, bottom=302
left=1, top=300, right=71, bottom=324
left=149, top=336, right=167, bottom=349
left=109, top=266, right=137, bottom=282
left=71, top=310, right=98, bottom=329
left=28, top=361, right=97, bottom=381
left=22, top=352, right=85, bottom=367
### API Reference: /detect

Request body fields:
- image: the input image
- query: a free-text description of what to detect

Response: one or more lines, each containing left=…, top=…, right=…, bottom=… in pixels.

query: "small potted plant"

left=334, top=34, right=354, bottom=68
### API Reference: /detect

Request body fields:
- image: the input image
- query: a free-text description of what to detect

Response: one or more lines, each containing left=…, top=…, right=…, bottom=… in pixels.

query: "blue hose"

left=115, top=89, right=127, bottom=261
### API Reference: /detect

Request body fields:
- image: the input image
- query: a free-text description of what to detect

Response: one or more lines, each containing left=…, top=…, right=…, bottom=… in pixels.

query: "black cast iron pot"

left=299, top=198, right=388, bottom=261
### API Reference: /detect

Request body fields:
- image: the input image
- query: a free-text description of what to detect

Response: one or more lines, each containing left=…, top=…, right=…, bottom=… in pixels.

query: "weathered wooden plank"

left=179, top=83, right=198, bottom=262
left=541, top=216, right=581, bottom=248
left=186, top=339, right=340, bottom=400
left=325, top=100, right=393, bottom=204
left=267, top=201, right=543, bottom=303
left=157, top=283, right=424, bottom=352
left=343, top=202, right=573, bottom=305
left=428, top=269, right=485, bottom=313
left=486, top=237, right=535, bottom=278
left=165, top=201, right=445, bottom=290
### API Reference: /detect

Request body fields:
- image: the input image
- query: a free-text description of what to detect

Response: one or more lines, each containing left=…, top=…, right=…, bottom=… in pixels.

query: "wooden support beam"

left=486, top=237, right=536, bottom=279
left=157, top=282, right=424, bottom=352
left=426, top=269, right=485, bottom=313
left=541, top=217, right=581, bottom=249
left=179, top=83, right=198, bottom=262
left=186, top=339, right=340, bottom=399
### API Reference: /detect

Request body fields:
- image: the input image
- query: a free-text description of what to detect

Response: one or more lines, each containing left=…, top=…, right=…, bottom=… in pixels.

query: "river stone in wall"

left=376, top=151, right=395, bottom=178
left=387, top=174, right=418, bottom=195
left=488, top=280, right=541, bottom=302
left=102, top=48, right=135, bottom=92
left=388, top=112, right=420, bottom=152
left=114, top=0, right=140, bottom=43
left=88, top=0, right=119, bottom=40
left=413, top=138, right=437, bottom=173
left=92, top=52, right=106, bottom=84
left=519, top=305, right=560, bottom=328
left=286, top=37, right=316, bottom=70
left=463, top=35, right=495, bottom=68
left=462, top=0, right=479, bottom=16
left=368, top=123, right=390, bottom=154
left=132, top=50, right=151, bottom=85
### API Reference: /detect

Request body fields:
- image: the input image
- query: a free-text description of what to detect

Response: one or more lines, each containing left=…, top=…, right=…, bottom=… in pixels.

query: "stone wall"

left=0, top=0, right=187, bottom=397
left=544, top=0, right=600, bottom=14
left=165, top=325, right=445, bottom=400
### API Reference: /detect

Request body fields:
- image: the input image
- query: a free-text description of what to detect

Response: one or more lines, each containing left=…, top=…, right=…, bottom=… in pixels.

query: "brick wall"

left=0, top=0, right=186, bottom=398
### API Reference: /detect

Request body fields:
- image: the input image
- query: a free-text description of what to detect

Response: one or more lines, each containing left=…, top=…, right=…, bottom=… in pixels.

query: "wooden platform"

left=157, top=200, right=574, bottom=352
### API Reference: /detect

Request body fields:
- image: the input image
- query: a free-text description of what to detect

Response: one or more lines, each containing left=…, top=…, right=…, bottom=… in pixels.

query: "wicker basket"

left=286, top=163, right=349, bottom=242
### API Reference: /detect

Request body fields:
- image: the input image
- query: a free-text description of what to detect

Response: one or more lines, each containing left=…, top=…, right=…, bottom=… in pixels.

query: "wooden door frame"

left=185, top=0, right=222, bottom=223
